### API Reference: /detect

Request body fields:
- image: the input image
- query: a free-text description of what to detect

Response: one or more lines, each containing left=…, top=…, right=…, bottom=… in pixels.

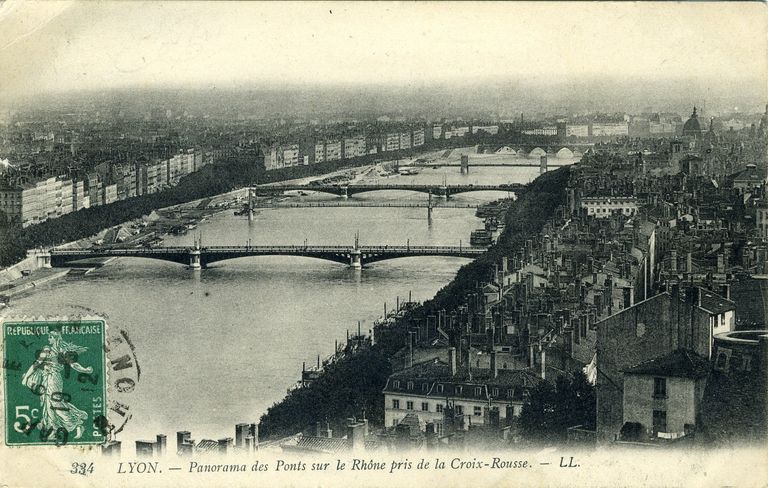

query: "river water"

left=4, top=154, right=574, bottom=448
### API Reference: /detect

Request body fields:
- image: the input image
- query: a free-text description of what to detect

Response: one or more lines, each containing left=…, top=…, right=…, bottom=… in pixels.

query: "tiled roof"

left=698, top=289, right=736, bottom=315
left=383, top=358, right=543, bottom=401
left=282, top=435, right=350, bottom=454
left=623, top=349, right=711, bottom=379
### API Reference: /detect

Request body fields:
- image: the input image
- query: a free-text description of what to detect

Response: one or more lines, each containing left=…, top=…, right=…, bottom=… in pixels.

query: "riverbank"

left=256, top=165, right=572, bottom=441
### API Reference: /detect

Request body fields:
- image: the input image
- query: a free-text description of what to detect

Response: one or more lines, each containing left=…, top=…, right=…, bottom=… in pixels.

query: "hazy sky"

left=0, top=1, right=766, bottom=104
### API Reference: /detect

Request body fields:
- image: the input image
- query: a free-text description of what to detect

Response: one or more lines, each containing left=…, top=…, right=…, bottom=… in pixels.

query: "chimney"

left=155, top=434, right=167, bottom=456
left=670, top=249, right=677, bottom=272
left=686, top=252, right=693, bottom=273
left=490, top=350, right=498, bottom=378
left=717, top=253, right=725, bottom=274
left=217, top=437, right=233, bottom=455
left=540, top=349, right=546, bottom=380
left=622, top=286, right=634, bottom=308
left=719, top=283, right=731, bottom=300
left=347, top=420, right=365, bottom=451
left=448, top=347, right=457, bottom=377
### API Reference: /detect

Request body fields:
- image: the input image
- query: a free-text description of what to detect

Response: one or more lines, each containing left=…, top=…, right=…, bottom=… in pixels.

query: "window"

left=455, top=406, right=464, bottom=415
left=436, top=404, right=443, bottom=413
left=406, top=401, right=414, bottom=410
left=392, top=399, right=400, bottom=409
left=492, top=388, right=499, bottom=397
left=392, top=380, right=400, bottom=389
left=421, top=402, right=429, bottom=412
left=653, top=377, right=667, bottom=398
left=741, top=356, right=752, bottom=372
left=407, top=381, right=414, bottom=390
left=455, top=386, right=463, bottom=395
left=436, top=384, right=444, bottom=394
left=652, top=410, right=667, bottom=434
left=507, top=389, right=514, bottom=399
left=474, top=406, right=482, bottom=416
left=422, top=383, right=429, bottom=392
left=715, top=349, right=731, bottom=371
left=474, top=387, right=482, bottom=397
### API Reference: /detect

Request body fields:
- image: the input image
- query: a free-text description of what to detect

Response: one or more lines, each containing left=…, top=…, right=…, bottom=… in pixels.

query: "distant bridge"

left=477, top=144, right=594, bottom=158
left=253, top=183, right=524, bottom=198
left=398, top=162, right=569, bottom=169
left=34, top=244, right=487, bottom=269
left=254, top=201, right=481, bottom=209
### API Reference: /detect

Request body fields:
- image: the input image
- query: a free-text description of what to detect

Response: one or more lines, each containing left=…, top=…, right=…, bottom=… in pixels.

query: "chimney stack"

left=490, top=350, right=498, bottom=378
left=448, top=347, right=457, bottom=377
left=670, top=249, right=677, bottom=272
left=540, top=349, right=546, bottom=380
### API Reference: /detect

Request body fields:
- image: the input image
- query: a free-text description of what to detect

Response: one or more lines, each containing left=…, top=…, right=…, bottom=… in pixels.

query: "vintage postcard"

left=0, top=1, right=766, bottom=487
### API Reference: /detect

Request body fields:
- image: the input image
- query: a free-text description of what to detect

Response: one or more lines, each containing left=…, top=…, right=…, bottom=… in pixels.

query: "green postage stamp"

left=3, top=319, right=108, bottom=446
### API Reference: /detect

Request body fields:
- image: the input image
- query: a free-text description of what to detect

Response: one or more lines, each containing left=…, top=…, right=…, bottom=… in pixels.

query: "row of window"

left=390, top=400, right=490, bottom=417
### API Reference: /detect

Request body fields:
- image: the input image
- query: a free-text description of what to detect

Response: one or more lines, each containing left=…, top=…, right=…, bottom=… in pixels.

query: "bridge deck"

left=51, top=245, right=486, bottom=255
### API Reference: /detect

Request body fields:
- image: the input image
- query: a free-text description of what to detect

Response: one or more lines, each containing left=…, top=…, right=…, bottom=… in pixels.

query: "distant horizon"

left=1, top=1, right=766, bottom=111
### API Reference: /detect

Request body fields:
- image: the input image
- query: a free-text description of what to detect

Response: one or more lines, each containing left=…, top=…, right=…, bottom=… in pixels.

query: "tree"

left=519, top=369, right=596, bottom=445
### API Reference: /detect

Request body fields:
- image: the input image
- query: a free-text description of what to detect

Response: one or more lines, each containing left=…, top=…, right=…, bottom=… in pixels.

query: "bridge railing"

left=50, top=245, right=489, bottom=255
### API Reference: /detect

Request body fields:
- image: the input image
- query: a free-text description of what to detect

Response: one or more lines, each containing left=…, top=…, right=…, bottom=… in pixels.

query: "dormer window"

left=407, top=381, right=414, bottom=390
left=455, top=385, right=463, bottom=395
left=392, top=380, right=400, bottom=389
left=474, top=387, right=482, bottom=397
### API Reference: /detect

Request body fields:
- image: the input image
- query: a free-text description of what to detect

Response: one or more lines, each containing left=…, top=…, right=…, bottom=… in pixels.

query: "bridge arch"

left=556, top=147, right=574, bottom=159
left=528, top=147, right=546, bottom=159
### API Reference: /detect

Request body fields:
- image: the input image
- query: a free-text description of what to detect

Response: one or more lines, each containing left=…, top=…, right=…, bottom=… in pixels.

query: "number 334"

left=70, top=462, right=94, bottom=475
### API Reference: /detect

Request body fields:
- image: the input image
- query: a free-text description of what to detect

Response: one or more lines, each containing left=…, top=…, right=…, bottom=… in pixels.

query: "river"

left=3, top=151, right=575, bottom=448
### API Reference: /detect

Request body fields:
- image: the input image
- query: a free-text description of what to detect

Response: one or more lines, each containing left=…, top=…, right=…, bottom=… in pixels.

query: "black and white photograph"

left=0, top=1, right=766, bottom=487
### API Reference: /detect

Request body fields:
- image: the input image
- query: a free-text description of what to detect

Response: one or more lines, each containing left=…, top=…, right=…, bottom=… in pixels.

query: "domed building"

left=682, top=107, right=703, bottom=139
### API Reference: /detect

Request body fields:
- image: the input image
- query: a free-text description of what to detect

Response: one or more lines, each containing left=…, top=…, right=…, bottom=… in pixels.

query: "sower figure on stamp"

left=21, top=331, right=92, bottom=440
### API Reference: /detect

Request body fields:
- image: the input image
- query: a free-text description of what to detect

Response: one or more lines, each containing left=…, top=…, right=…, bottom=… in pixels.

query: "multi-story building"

left=399, top=132, right=412, bottom=150
left=580, top=196, right=639, bottom=219
left=595, top=286, right=735, bottom=443
left=472, top=125, right=499, bottom=135
left=567, top=124, right=590, bottom=138
left=314, top=142, right=326, bottom=164
left=757, top=204, right=768, bottom=238
left=343, top=136, right=366, bottom=159
left=445, top=126, right=470, bottom=139
left=103, top=183, right=118, bottom=205
left=385, top=133, right=400, bottom=152
left=592, top=122, right=629, bottom=137
left=282, top=144, right=300, bottom=167
left=521, top=126, right=558, bottom=136
left=0, top=176, right=74, bottom=226
left=383, top=349, right=543, bottom=435
left=325, top=140, right=342, bottom=161
left=412, top=128, right=425, bottom=147
left=432, top=125, right=443, bottom=140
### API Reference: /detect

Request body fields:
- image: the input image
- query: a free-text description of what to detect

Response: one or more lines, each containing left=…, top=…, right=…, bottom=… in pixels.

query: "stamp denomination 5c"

left=3, top=319, right=108, bottom=446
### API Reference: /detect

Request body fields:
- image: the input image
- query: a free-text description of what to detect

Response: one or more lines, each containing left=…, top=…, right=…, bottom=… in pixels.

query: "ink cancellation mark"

left=3, top=318, right=108, bottom=446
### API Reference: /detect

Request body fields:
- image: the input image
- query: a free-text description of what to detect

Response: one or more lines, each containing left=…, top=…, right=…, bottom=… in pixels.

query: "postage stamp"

left=2, top=319, right=108, bottom=446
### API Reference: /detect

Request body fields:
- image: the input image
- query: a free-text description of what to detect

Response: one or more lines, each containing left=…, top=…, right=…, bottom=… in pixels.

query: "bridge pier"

left=341, top=187, right=348, bottom=199
left=28, top=249, right=52, bottom=269
left=540, top=155, right=548, bottom=174
left=349, top=249, right=362, bottom=269
left=189, top=248, right=202, bottom=270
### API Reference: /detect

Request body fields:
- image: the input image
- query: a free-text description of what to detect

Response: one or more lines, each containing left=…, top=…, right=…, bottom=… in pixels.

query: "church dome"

left=682, top=107, right=702, bottom=137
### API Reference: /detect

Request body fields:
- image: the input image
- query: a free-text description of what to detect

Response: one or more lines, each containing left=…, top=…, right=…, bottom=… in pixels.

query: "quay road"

left=252, top=183, right=524, bottom=198
left=33, top=244, right=487, bottom=270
